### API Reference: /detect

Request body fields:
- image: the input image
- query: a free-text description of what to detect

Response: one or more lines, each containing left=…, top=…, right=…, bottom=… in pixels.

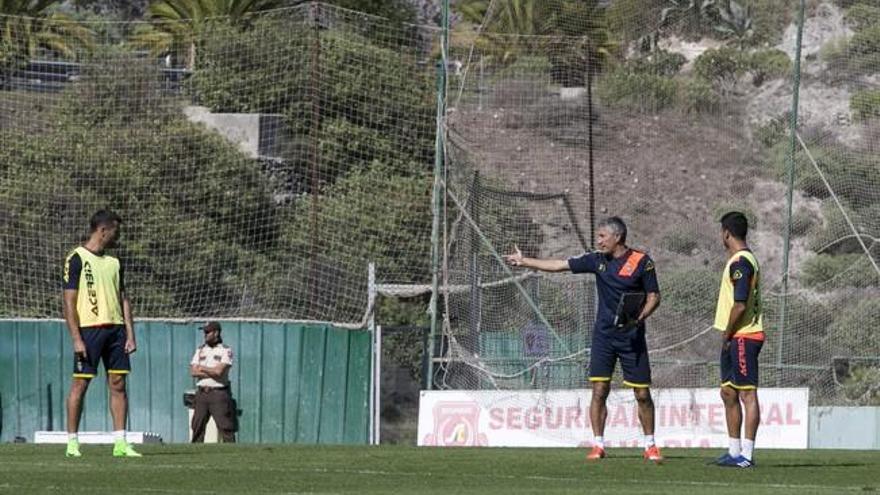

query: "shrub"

left=819, top=36, right=850, bottom=78
left=808, top=203, right=880, bottom=255
left=801, top=253, right=880, bottom=290
left=766, top=141, right=880, bottom=206
left=844, top=4, right=880, bottom=31
left=193, top=18, right=435, bottom=187
left=753, top=113, right=789, bottom=148
left=596, top=70, right=678, bottom=113
left=790, top=208, right=818, bottom=238
left=840, top=365, right=880, bottom=405
left=661, top=268, right=719, bottom=318
left=835, top=0, right=880, bottom=10
left=846, top=25, right=880, bottom=75
left=489, top=56, right=554, bottom=108
left=606, top=0, right=666, bottom=40
left=660, top=229, right=701, bottom=254
left=747, top=49, right=792, bottom=86
left=0, top=60, right=282, bottom=316
left=693, top=47, right=747, bottom=90
left=742, top=0, right=794, bottom=47
left=825, top=298, right=880, bottom=357
left=268, top=163, right=433, bottom=319
left=676, top=78, right=721, bottom=114
left=762, top=294, right=835, bottom=366
left=851, top=89, right=880, bottom=121
left=710, top=203, right=758, bottom=230
left=626, top=50, right=687, bottom=76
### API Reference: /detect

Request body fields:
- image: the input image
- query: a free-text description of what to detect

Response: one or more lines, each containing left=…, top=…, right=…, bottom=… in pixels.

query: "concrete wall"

left=184, top=106, right=290, bottom=160
left=184, top=106, right=261, bottom=158
left=809, top=407, right=880, bottom=449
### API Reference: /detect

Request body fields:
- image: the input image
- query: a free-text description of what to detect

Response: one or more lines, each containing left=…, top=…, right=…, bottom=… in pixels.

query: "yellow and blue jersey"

left=714, top=249, right=763, bottom=338
left=62, top=246, right=125, bottom=328
left=568, top=249, right=659, bottom=334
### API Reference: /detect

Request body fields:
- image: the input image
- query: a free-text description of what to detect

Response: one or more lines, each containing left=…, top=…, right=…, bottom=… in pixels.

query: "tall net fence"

left=439, top=0, right=879, bottom=425
left=0, top=0, right=877, bottom=416
left=0, top=3, right=439, bottom=323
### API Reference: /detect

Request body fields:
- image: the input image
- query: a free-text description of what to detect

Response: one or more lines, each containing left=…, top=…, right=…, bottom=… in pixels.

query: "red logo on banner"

left=422, top=401, right=489, bottom=446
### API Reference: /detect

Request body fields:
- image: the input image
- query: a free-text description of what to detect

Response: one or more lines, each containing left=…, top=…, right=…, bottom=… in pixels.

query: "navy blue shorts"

left=589, top=328, right=651, bottom=387
left=720, top=336, right=763, bottom=390
left=73, top=326, right=131, bottom=378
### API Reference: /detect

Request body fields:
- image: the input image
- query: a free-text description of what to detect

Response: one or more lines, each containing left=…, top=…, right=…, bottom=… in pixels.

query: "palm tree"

left=455, top=0, right=613, bottom=84
left=714, top=0, right=753, bottom=49
left=660, top=0, right=720, bottom=39
left=132, top=0, right=286, bottom=69
left=0, top=0, right=94, bottom=83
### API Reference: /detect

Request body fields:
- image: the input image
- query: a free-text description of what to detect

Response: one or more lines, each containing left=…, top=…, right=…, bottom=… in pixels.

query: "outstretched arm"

left=504, top=245, right=570, bottom=273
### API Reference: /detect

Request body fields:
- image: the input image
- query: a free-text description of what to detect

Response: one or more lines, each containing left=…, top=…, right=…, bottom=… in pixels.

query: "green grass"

left=1, top=445, right=879, bottom=494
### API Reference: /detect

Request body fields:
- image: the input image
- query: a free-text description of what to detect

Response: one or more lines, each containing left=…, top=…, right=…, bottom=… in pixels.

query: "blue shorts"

left=589, top=327, right=651, bottom=387
left=720, top=336, right=763, bottom=390
left=73, top=326, right=131, bottom=378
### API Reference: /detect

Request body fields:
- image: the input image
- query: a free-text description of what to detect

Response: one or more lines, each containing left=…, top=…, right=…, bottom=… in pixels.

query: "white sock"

left=594, top=436, right=605, bottom=449
left=68, top=433, right=78, bottom=442
left=644, top=435, right=655, bottom=450
left=113, top=430, right=126, bottom=443
left=728, top=437, right=741, bottom=457
left=742, top=438, right=755, bottom=460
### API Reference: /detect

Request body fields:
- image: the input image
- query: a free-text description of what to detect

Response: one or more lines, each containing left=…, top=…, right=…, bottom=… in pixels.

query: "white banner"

left=418, top=388, right=808, bottom=448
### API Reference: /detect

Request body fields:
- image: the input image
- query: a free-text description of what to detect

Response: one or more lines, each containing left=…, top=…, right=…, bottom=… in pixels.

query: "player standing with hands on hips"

left=505, top=216, right=664, bottom=462
left=62, top=210, right=141, bottom=458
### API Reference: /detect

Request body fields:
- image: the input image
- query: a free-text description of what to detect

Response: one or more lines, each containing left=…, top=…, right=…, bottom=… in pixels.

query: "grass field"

left=1, top=445, right=878, bottom=494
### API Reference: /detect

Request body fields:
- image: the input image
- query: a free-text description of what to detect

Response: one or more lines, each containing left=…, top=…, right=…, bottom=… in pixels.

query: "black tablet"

left=614, top=292, right=646, bottom=329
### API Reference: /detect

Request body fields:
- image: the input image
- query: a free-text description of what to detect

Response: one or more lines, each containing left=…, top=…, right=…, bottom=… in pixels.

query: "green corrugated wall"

left=0, top=320, right=371, bottom=444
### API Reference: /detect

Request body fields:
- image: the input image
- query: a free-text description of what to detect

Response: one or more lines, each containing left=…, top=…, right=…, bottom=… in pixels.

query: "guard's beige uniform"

left=190, top=344, right=235, bottom=442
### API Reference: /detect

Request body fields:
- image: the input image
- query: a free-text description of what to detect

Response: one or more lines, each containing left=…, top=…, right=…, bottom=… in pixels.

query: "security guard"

left=189, top=321, right=236, bottom=442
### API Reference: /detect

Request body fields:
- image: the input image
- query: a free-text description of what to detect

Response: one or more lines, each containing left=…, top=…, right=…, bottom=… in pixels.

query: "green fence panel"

left=295, top=325, right=328, bottom=443
left=0, top=320, right=370, bottom=444
left=344, top=330, right=371, bottom=444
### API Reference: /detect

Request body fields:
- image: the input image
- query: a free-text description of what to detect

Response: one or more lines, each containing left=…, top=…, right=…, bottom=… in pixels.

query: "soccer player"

left=62, top=210, right=141, bottom=458
left=505, top=217, right=663, bottom=462
left=713, top=212, right=763, bottom=468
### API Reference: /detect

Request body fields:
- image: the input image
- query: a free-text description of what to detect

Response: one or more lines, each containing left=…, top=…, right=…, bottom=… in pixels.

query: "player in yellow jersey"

left=62, top=210, right=141, bottom=458
left=713, top=212, right=763, bottom=468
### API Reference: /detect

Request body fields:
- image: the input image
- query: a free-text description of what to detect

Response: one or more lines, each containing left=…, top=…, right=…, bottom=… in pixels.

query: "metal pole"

left=478, top=56, right=484, bottom=111
left=587, top=52, right=595, bottom=249
left=375, top=324, right=382, bottom=445
left=367, top=263, right=376, bottom=444
left=777, top=0, right=806, bottom=386
left=428, top=0, right=449, bottom=391
left=307, top=4, right=323, bottom=318
left=468, top=172, right=481, bottom=353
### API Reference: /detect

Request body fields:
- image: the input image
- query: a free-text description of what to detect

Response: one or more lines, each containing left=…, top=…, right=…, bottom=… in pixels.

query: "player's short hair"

left=598, top=216, right=627, bottom=244
left=720, top=211, right=748, bottom=240
left=90, top=210, right=122, bottom=232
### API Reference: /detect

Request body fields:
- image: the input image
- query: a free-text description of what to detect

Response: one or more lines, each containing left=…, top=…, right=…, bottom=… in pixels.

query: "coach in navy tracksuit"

left=505, top=216, right=663, bottom=462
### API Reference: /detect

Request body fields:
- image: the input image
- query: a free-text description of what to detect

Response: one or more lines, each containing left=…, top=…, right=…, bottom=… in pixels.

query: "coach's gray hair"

left=598, top=216, right=627, bottom=244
